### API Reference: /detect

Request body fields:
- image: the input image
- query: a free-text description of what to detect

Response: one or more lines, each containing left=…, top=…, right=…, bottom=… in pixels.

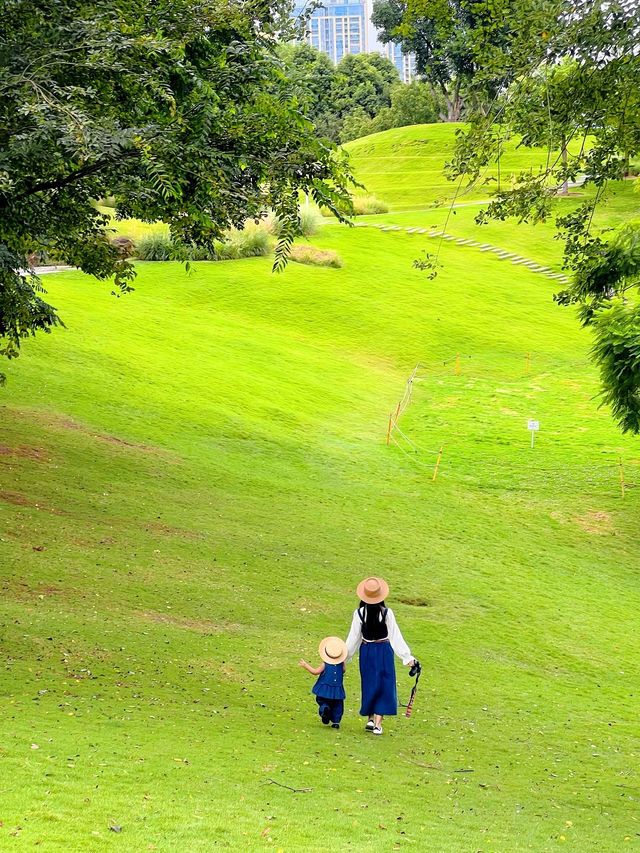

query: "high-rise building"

left=294, top=0, right=415, bottom=83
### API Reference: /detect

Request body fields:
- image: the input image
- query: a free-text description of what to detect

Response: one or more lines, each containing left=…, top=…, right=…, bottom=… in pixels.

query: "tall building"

left=295, top=0, right=415, bottom=83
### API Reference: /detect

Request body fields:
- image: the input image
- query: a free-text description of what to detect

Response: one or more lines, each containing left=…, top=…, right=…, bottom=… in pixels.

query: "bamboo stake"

left=394, top=400, right=401, bottom=423
left=525, top=352, right=531, bottom=374
left=386, top=412, right=393, bottom=446
left=432, top=446, right=443, bottom=481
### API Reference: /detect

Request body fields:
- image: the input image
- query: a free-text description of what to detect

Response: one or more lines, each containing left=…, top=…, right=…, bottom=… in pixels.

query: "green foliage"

left=340, top=81, right=445, bottom=142
left=280, top=46, right=402, bottom=143
left=213, top=225, right=271, bottom=261
left=267, top=206, right=321, bottom=238
left=289, top=244, right=343, bottom=267
left=592, top=301, right=640, bottom=433
left=332, top=53, right=400, bottom=121
left=371, top=0, right=507, bottom=120
left=137, top=225, right=272, bottom=261
left=0, top=0, right=354, bottom=379
left=136, top=234, right=176, bottom=262
left=351, top=194, right=389, bottom=215
left=552, top=221, right=640, bottom=433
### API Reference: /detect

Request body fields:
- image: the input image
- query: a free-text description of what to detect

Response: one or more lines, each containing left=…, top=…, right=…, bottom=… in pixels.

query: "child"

left=299, top=636, right=347, bottom=729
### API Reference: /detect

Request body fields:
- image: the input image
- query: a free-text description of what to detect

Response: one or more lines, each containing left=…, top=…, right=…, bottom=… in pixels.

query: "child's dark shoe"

left=331, top=723, right=340, bottom=729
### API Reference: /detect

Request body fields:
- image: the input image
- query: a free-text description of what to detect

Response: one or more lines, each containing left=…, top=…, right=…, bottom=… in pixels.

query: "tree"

left=332, top=53, right=400, bottom=121
left=340, top=81, right=444, bottom=141
left=439, top=0, right=640, bottom=432
left=385, top=80, right=444, bottom=126
left=277, top=43, right=340, bottom=140
left=504, top=60, right=591, bottom=195
left=0, top=0, right=354, bottom=381
left=371, top=0, right=509, bottom=121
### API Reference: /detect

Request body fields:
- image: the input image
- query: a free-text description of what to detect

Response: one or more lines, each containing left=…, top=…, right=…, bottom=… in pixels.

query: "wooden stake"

left=525, top=352, right=531, bottom=374
left=394, top=400, right=401, bottom=423
left=386, top=412, right=393, bottom=446
left=619, top=456, right=625, bottom=499
left=455, top=353, right=461, bottom=375
left=432, top=446, right=443, bottom=481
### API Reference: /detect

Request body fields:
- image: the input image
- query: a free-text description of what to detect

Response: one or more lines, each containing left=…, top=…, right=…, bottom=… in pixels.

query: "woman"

left=345, top=576, right=415, bottom=736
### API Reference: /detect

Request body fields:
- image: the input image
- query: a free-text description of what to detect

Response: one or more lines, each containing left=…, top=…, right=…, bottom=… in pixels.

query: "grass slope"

left=2, top=222, right=640, bottom=851
left=343, top=123, right=584, bottom=211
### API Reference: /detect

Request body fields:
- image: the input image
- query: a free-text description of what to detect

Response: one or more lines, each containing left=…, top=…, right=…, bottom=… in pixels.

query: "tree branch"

left=266, top=778, right=312, bottom=793
left=2, top=149, right=140, bottom=207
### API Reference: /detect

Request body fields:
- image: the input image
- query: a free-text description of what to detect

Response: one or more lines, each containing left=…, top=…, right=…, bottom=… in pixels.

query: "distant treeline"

left=279, top=45, right=447, bottom=144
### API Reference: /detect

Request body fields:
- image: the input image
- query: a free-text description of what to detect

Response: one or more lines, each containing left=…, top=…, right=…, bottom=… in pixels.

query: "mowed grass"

left=343, top=123, right=586, bottom=211
left=2, top=217, right=640, bottom=851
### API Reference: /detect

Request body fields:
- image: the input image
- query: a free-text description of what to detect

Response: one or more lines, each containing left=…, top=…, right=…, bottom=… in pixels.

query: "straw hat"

left=318, top=636, right=348, bottom=665
left=356, top=576, right=389, bottom=604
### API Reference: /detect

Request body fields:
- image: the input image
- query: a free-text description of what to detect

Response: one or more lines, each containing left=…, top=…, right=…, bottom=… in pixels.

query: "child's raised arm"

left=299, top=659, right=324, bottom=676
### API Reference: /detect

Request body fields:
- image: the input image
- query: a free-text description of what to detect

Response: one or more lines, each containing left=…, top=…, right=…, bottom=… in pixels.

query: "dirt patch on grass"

left=2, top=580, right=64, bottom=600
left=396, top=596, right=432, bottom=607
left=144, top=521, right=204, bottom=541
left=0, top=445, right=50, bottom=462
left=136, top=610, right=235, bottom=634
left=5, top=407, right=179, bottom=462
left=57, top=415, right=175, bottom=458
left=573, top=510, right=614, bottom=535
left=0, top=490, right=65, bottom=515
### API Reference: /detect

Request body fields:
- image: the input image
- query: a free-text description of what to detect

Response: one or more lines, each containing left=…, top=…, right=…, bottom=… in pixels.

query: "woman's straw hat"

left=319, top=636, right=348, bottom=665
left=356, top=576, right=389, bottom=604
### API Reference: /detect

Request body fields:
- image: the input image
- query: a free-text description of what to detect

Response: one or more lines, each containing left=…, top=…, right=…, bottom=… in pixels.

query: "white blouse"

left=345, top=607, right=413, bottom=665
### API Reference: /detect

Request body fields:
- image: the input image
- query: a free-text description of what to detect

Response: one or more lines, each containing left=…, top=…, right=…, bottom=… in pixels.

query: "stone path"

left=35, top=265, right=74, bottom=274
left=354, top=222, right=571, bottom=285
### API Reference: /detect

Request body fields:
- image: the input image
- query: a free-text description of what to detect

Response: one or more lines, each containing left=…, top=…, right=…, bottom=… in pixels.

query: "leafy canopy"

left=371, top=0, right=514, bottom=120
left=0, top=0, right=354, bottom=380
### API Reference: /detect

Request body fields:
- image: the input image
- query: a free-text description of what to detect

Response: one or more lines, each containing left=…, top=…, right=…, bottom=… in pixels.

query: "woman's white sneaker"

left=365, top=720, right=375, bottom=732
left=372, top=725, right=383, bottom=736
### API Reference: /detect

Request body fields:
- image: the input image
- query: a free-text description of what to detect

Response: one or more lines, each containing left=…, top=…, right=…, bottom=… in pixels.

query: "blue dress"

left=312, top=663, right=346, bottom=700
left=312, top=663, right=345, bottom=725
left=359, top=641, right=398, bottom=716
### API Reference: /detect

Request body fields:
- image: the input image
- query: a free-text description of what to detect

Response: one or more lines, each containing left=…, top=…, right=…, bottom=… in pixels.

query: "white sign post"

left=527, top=419, right=540, bottom=448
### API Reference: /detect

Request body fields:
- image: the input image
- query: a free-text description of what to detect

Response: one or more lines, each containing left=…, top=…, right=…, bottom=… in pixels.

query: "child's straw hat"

left=319, top=636, right=348, bottom=665
left=356, top=576, right=389, bottom=604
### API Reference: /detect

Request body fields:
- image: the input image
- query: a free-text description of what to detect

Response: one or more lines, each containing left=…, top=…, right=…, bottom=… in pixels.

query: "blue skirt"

left=359, top=641, right=397, bottom=716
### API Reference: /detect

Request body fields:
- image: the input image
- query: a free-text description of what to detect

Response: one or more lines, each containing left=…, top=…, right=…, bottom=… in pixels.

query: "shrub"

left=136, top=234, right=175, bottom=261
left=289, top=244, right=342, bottom=268
left=214, top=224, right=271, bottom=260
left=266, top=205, right=321, bottom=238
left=136, top=225, right=271, bottom=262
left=299, top=205, right=321, bottom=237
left=352, top=194, right=389, bottom=215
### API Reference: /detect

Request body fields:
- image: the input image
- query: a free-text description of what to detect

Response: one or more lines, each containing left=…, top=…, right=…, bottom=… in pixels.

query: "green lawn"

left=2, top=215, right=640, bottom=850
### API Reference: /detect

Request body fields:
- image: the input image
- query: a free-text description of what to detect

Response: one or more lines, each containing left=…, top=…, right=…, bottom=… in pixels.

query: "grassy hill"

left=345, top=123, right=638, bottom=273
left=3, top=211, right=640, bottom=850
left=343, top=123, right=581, bottom=211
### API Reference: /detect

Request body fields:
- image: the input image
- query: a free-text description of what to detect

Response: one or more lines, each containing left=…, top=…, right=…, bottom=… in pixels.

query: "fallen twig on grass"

left=266, top=778, right=312, bottom=793
left=400, top=754, right=474, bottom=774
